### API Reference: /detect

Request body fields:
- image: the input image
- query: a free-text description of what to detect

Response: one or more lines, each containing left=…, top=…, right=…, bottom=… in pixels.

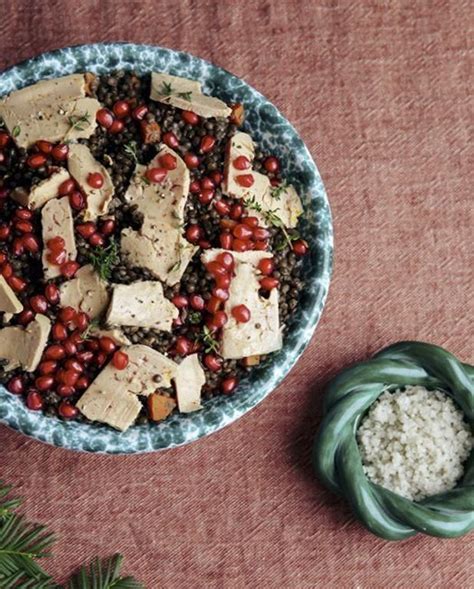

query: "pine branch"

left=67, top=554, right=144, bottom=589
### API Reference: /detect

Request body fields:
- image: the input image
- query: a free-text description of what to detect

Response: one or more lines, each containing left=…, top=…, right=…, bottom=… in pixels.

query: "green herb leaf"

left=160, top=81, right=174, bottom=97
left=67, top=112, right=91, bottom=132
left=270, top=180, right=288, bottom=200
left=67, top=553, right=144, bottom=589
left=201, top=326, right=220, bottom=354
left=188, top=311, right=202, bottom=325
left=11, top=125, right=21, bottom=138
left=177, top=91, right=192, bottom=101
left=80, top=318, right=101, bottom=341
left=123, top=142, right=138, bottom=164
left=86, top=239, right=119, bottom=282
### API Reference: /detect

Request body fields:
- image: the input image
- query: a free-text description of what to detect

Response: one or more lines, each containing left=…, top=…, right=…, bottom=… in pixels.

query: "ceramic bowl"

left=313, top=341, right=474, bottom=539
left=0, top=43, right=333, bottom=453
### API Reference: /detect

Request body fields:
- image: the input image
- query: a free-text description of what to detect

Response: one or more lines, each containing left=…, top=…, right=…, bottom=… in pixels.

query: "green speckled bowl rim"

left=0, top=43, right=333, bottom=453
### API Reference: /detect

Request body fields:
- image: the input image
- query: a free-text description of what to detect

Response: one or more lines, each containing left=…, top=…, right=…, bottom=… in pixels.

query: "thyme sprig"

left=80, top=318, right=101, bottom=341
left=87, top=239, right=119, bottom=281
left=243, top=196, right=294, bottom=248
left=123, top=141, right=138, bottom=164
left=159, top=82, right=193, bottom=102
left=68, top=112, right=91, bottom=132
left=270, top=180, right=288, bottom=200
left=201, top=326, right=220, bottom=354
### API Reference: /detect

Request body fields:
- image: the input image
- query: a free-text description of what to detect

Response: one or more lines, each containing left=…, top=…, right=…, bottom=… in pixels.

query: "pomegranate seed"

left=57, top=385, right=75, bottom=398
left=210, top=310, right=228, bottom=330
left=263, top=156, right=279, bottom=173
left=47, top=249, right=67, bottom=265
left=74, top=311, right=89, bottom=331
left=89, top=232, right=104, bottom=247
left=206, top=261, right=227, bottom=277
left=198, top=189, right=215, bottom=205
left=58, top=306, right=76, bottom=324
left=0, top=253, right=6, bottom=265
left=200, top=135, right=216, bottom=153
left=44, top=283, right=60, bottom=304
left=233, top=155, right=251, bottom=170
left=185, top=224, right=203, bottom=244
left=200, top=177, right=215, bottom=190
left=58, top=178, right=76, bottom=195
left=214, top=200, right=230, bottom=216
left=232, top=304, right=251, bottom=323
left=22, top=233, right=39, bottom=253
left=69, top=330, right=83, bottom=345
left=69, top=191, right=85, bottom=210
left=11, top=238, right=24, bottom=256
left=206, top=296, right=222, bottom=314
left=260, top=276, right=279, bottom=290
left=112, top=350, right=129, bottom=370
left=258, top=258, right=274, bottom=275
left=215, top=274, right=231, bottom=289
left=77, top=350, right=94, bottom=364
left=113, top=100, right=131, bottom=119
left=7, top=275, right=26, bottom=292
left=132, top=104, right=148, bottom=120
left=76, top=376, right=89, bottom=390
left=221, top=377, right=238, bottom=395
left=47, top=236, right=65, bottom=252
left=216, top=252, right=234, bottom=270
left=59, top=401, right=79, bottom=419
left=243, top=216, right=259, bottom=228
left=96, top=108, right=114, bottom=128
left=184, top=152, right=200, bottom=169
left=15, top=208, right=33, bottom=220
left=162, top=131, right=179, bottom=148
left=95, top=351, right=107, bottom=366
left=189, top=294, right=205, bottom=310
left=60, top=261, right=80, bottom=278
left=109, top=119, right=125, bottom=134
left=220, top=232, right=233, bottom=249
left=189, top=180, right=201, bottom=194
left=35, top=139, right=53, bottom=154
left=98, top=336, right=116, bottom=354
left=26, top=390, right=43, bottom=410
left=292, top=239, right=309, bottom=256
left=86, top=339, right=100, bottom=351
left=210, top=171, right=223, bottom=185
left=233, top=239, right=249, bottom=252
left=230, top=204, right=243, bottom=220
left=175, top=336, right=192, bottom=356
left=38, top=360, right=57, bottom=375
left=253, top=228, right=270, bottom=241
left=35, top=375, right=54, bottom=391
left=15, top=220, right=33, bottom=234
left=255, top=240, right=269, bottom=251
left=146, top=167, right=168, bottom=183
left=51, top=144, right=69, bottom=161
left=27, top=153, right=47, bottom=168
left=0, top=131, right=10, bottom=148
left=30, top=295, right=48, bottom=314
left=87, top=172, right=104, bottom=189
left=212, top=287, right=229, bottom=301
left=0, top=225, right=10, bottom=240
left=1, top=263, right=13, bottom=278
left=236, top=174, right=254, bottom=187
left=44, top=344, right=66, bottom=360
left=17, top=308, right=34, bottom=325
left=181, top=110, right=199, bottom=125
left=159, top=153, right=177, bottom=170
left=99, top=219, right=115, bottom=235
left=233, top=224, right=253, bottom=240
left=57, top=369, right=80, bottom=386
left=7, top=376, right=24, bottom=395
left=76, top=223, right=96, bottom=239
left=172, top=295, right=189, bottom=308
left=204, top=354, right=222, bottom=372
left=64, top=359, right=84, bottom=373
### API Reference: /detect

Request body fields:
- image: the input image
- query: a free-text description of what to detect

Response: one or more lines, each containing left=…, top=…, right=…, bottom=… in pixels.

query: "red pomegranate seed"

left=175, top=336, right=192, bottom=356
left=258, top=258, right=274, bottom=275
left=15, top=220, right=33, bottom=234
left=60, top=261, right=80, bottom=278
left=57, top=385, right=74, bottom=398
left=233, top=155, right=251, bottom=170
left=233, top=224, right=253, bottom=240
left=58, top=178, right=76, bottom=195
left=210, top=310, right=228, bottom=330
left=51, top=144, right=69, bottom=161
left=132, top=104, right=148, bottom=120
left=221, top=377, right=238, bottom=394
left=211, top=171, right=223, bottom=185
left=11, top=239, right=23, bottom=256
left=86, top=339, right=100, bottom=352
left=69, top=191, right=86, bottom=210
left=47, top=249, right=67, bottom=265
left=27, top=153, right=47, bottom=168
left=76, top=223, right=96, bottom=238
left=17, top=308, right=34, bottom=325
left=26, top=390, right=43, bottom=410
left=236, top=174, right=254, bottom=187
left=96, top=108, right=114, bottom=128
left=162, top=131, right=179, bottom=149
left=109, top=119, right=125, bottom=134
left=243, top=216, right=259, bottom=228
left=59, top=401, right=79, bottom=419
left=214, top=200, right=230, bottom=216
left=35, top=375, right=54, bottom=391
left=44, top=344, right=66, bottom=360
left=260, top=276, right=279, bottom=290
left=159, top=153, right=177, bottom=170
left=51, top=322, right=68, bottom=341
left=0, top=131, right=10, bottom=148
left=206, top=296, right=222, bottom=314
left=215, top=274, right=231, bottom=289
left=200, top=177, right=215, bottom=190
left=74, top=312, right=89, bottom=331
left=184, top=152, right=200, bottom=169
left=200, top=135, right=216, bottom=153
left=38, top=360, right=57, bottom=375
left=231, top=304, right=251, bottom=323
left=146, top=167, right=168, bottom=183
left=189, top=180, right=201, bottom=194
left=1, top=263, right=13, bottom=278
left=44, top=283, right=60, bottom=304
left=204, top=354, right=222, bottom=372
left=189, top=294, right=205, bottom=310
left=220, top=232, right=233, bottom=249
left=87, top=172, right=104, bottom=189
left=212, top=287, right=229, bottom=301
left=253, top=227, right=270, bottom=240
left=292, top=239, right=309, bottom=256
left=30, top=295, right=48, bottom=314
left=95, top=351, right=107, bottom=367
left=0, top=225, right=10, bottom=240
left=14, top=208, right=33, bottom=220
left=172, top=294, right=189, bottom=308
left=113, top=100, right=131, bottom=118
left=58, top=307, right=75, bottom=324
left=98, top=336, right=116, bottom=354
left=185, top=224, right=203, bottom=243
left=77, top=350, right=94, bottom=364
left=47, top=236, right=65, bottom=252
left=0, top=253, right=6, bottom=265
left=198, top=189, right=215, bottom=205
left=199, top=240, right=211, bottom=250
left=8, top=275, right=26, bottom=293
left=76, top=376, right=89, bottom=390
left=206, top=261, right=227, bottom=277
left=99, top=219, right=115, bottom=235
left=64, top=359, right=84, bottom=373
left=270, top=178, right=280, bottom=187
left=233, top=239, right=249, bottom=252
left=57, top=369, right=80, bottom=386
left=89, top=232, right=104, bottom=247
left=22, top=234, right=39, bottom=253
left=7, top=376, right=24, bottom=394
left=112, top=350, right=129, bottom=370
left=216, top=251, right=234, bottom=270
left=230, top=204, right=243, bottom=220
left=35, top=139, right=53, bottom=154
left=181, top=110, right=199, bottom=125
left=263, top=156, right=279, bottom=173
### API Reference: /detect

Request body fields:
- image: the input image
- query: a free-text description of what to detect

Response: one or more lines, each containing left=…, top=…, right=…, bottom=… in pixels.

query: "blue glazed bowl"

left=0, top=43, right=333, bottom=453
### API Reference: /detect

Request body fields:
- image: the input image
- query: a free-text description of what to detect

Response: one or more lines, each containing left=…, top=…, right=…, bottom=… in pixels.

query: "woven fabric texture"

left=0, top=1, right=473, bottom=587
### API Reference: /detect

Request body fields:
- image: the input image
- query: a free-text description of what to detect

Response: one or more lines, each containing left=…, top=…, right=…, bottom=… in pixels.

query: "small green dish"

left=313, top=341, right=474, bottom=540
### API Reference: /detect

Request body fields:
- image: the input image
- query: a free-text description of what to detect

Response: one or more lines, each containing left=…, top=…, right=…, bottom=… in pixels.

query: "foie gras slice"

left=174, top=354, right=205, bottom=414
left=76, top=344, right=179, bottom=431
left=67, top=143, right=114, bottom=220
left=0, top=74, right=101, bottom=149
left=41, top=196, right=77, bottom=279
left=0, top=276, right=23, bottom=314
left=59, top=264, right=109, bottom=319
left=105, top=281, right=178, bottom=331
left=201, top=249, right=282, bottom=359
left=223, top=132, right=303, bottom=228
left=120, top=146, right=197, bottom=285
left=0, top=314, right=51, bottom=372
left=11, top=168, right=71, bottom=210
left=150, top=72, right=231, bottom=119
